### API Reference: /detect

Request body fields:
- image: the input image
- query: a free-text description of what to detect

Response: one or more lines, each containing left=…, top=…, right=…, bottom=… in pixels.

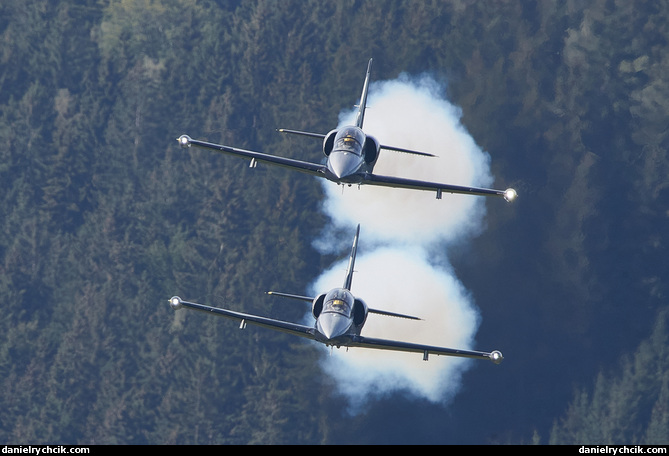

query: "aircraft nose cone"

left=328, top=152, right=360, bottom=179
left=317, top=312, right=352, bottom=340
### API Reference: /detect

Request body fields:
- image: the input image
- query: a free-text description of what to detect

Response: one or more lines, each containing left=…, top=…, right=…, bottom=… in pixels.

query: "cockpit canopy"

left=333, top=127, right=365, bottom=156
left=323, top=288, right=354, bottom=317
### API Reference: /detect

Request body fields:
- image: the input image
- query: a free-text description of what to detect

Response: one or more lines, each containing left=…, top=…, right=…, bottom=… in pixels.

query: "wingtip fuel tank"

left=504, top=188, right=518, bottom=203
left=490, top=350, right=504, bottom=364
left=177, top=135, right=192, bottom=148
left=169, top=296, right=183, bottom=310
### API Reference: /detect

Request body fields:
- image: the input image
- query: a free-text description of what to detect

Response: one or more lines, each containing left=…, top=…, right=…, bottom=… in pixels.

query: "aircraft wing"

left=363, top=172, right=518, bottom=202
left=347, top=334, right=504, bottom=363
left=177, top=135, right=326, bottom=177
left=169, top=296, right=316, bottom=340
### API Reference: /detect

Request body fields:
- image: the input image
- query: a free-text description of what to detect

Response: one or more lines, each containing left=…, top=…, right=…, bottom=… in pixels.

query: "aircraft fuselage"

left=314, top=288, right=360, bottom=345
left=324, top=126, right=375, bottom=184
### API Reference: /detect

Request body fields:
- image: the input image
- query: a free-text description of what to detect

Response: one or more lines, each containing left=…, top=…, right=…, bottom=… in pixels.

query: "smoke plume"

left=309, top=73, right=496, bottom=408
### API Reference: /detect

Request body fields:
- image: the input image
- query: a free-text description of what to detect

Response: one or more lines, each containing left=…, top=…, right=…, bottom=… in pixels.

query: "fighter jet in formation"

left=177, top=59, right=517, bottom=203
left=169, top=225, right=503, bottom=364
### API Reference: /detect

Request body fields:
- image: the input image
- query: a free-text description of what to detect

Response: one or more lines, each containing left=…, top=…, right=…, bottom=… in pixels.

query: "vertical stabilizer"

left=354, top=59, right=373, bottom=128
left=343, top=224, right=361, bottom=290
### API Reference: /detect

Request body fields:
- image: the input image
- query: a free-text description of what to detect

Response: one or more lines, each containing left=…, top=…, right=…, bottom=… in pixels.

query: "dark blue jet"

left=177, top=59, right=517, bottom=203
left=169, top=225, right=503, bottom=363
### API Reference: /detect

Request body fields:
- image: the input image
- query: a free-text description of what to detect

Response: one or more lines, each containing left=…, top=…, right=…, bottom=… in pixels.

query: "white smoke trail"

left=310, top=73, right=496, bottom=408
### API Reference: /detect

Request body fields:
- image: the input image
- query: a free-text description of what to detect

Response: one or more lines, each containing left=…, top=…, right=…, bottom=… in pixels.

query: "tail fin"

left=343, top=224, right=361, bottom=290
left=354, top=59, right=373, bottom=128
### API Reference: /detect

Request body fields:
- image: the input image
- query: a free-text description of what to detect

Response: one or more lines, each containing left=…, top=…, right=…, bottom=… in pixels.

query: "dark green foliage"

left=0, top=0, right=667, bottom=444
left=550, top=310, right=669, bottom=444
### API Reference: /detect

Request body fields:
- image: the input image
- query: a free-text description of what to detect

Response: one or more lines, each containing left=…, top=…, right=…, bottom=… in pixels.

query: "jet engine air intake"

left=322, top=130, right=337, bottom=156
left=352, top=298, right=368, bottom=327
left=362, top=135, right=380, bottom=165
left=312, top=294, right=326, bottom=319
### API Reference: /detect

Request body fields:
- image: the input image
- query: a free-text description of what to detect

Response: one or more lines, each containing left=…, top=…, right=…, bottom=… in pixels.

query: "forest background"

left=0, top=0, right=668, bottom=445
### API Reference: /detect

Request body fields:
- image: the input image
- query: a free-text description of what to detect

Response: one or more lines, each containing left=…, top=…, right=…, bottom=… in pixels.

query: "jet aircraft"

left=177, top=59, right=517, bottom=203
left=169, top=225, right=503, bottom=363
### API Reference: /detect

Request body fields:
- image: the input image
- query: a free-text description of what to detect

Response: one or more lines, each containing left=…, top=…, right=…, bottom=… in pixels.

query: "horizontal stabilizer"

left=266, top=291, right=314, bottom=302
left=278, top=129, right=435, bottom=157
left=369, top=308, right=422, bottom=321
left=277, top=128, right=326, bottom=139
left=380, top=144, right=436, bottom=157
